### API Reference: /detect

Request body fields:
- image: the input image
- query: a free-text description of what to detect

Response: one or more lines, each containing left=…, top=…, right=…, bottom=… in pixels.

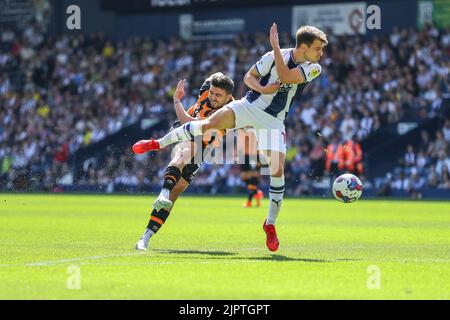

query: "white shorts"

left=227, top=98, right=287, bottom=154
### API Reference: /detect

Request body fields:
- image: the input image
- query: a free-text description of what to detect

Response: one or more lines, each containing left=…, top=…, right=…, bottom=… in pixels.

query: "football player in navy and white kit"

left=132, top=23, right=328, bottom=252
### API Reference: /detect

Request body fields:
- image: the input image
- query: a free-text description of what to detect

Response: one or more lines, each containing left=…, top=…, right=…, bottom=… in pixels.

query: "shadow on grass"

left=239, top=254, right=332, bottom=262
left=155, top=250, right=360, bottom=263
left=154, top=249, right=236, bottom=256
left=225, top=255, right=360, bottom=263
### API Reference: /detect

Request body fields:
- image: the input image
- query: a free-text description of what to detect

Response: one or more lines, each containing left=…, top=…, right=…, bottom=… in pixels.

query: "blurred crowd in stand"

left=1, top=21, right=449, bottom=196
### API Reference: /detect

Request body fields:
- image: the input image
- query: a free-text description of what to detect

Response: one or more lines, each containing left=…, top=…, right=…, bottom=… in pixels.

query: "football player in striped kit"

left=134, top=73, right=234, bottom=250
left=133, top=23, right=327, bottom=251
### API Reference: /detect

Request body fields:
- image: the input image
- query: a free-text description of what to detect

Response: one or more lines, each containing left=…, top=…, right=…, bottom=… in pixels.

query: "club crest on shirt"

left=308, top=67, right=320, bottom=79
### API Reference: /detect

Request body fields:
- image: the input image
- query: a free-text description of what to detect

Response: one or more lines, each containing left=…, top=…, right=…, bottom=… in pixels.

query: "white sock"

left=141, top=228, right=155, bottom=243
left=157, top=122, right=203, bottom=148
left=266, top=175, right=285, bottom=225
left=160, top=188, right=170, bottom=199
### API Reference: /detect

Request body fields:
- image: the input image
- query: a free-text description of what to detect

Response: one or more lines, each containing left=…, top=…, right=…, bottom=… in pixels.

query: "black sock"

left=147, top=208, right=170, bottom=233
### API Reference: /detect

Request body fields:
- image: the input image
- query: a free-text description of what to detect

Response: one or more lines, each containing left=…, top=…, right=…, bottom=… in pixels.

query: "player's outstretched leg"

left=132, top=138, right=160, bottom=154
left=132, top=121, right=203, bottom=154
left=132, top=105, right=236, bottom=154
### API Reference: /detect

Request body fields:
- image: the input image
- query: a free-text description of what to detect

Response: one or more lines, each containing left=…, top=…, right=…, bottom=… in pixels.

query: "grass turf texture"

left=0, top=194, right=449, bottom=299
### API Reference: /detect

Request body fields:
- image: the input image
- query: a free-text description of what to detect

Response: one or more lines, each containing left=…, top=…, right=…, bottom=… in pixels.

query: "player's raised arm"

left=270, top=23, right=305, bottom=84
left=244, top=66, right=280, bottom=94
left=172, top=79, right=196, bottom=124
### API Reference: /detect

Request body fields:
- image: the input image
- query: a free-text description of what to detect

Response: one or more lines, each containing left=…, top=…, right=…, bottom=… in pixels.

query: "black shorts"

left=246, top=176, right=259, bottom=187
left=181, top=163, right=200, bottom=184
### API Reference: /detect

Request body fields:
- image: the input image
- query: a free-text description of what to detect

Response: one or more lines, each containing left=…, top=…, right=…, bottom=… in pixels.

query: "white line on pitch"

left=0, top=252, right=145, bottom=268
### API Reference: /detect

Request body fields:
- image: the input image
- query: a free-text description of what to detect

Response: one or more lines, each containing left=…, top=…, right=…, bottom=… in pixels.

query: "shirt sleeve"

left=254, top=51, right=274, bottom=77
left=187, top=105, right=196, bottom=116
left=299, top=63, right=322, bottom=83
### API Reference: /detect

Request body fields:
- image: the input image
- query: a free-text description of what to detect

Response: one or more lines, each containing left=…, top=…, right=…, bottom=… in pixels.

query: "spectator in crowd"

left=392, top=172, right=410, bottom=191
left=438, top=166, right=450, bottom=189
left=404, top=145, right=416, bottom=168
left=377, top=172, right=393, bottom=197
left=435, top=150, right=450, bottom=176
left=325, top=134, right=344, bottom=179
left=387, top=121, right=450, bottom=197
left=408, top=171, right=425, bottom=199
left=428, top=165, right=439, bottom=188
left=343, top=135, right=363, bottom=177
left=443, top=120, right=450, bottom=143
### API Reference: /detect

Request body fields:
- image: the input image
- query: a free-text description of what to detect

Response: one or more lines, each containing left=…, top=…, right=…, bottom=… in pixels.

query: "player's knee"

left=270, top=162, right=284, bottom=177
left=271, top=168, right=284, bottom=178
left=171, top=151, right=191, bottom=167
left=169, top=158, right=184, bottom=168
left=202, top=118, right=216, bottom=131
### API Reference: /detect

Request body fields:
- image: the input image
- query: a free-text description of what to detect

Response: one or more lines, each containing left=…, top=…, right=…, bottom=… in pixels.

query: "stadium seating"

left=1, top=22, right=449, bottom=197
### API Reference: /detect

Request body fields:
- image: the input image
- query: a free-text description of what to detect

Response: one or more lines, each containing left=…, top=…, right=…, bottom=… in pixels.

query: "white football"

left=332, top=173, right=363, bottom=203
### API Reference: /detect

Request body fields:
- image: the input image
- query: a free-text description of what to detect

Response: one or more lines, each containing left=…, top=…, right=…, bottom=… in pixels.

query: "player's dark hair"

left=210, top=73, right=234, bottom=94
left=296, top=25, right=328, bottom=48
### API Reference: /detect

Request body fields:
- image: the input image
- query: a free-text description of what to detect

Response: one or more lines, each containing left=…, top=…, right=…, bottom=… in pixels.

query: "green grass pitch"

left=0, top=194, right=449, bottom=299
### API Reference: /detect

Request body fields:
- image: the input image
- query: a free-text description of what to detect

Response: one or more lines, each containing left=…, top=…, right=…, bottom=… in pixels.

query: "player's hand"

left=270, top=22, right=280, bottom=50
left=260, top=82, right=280, bottom=94
left=173, top=79, right=185, bottom=102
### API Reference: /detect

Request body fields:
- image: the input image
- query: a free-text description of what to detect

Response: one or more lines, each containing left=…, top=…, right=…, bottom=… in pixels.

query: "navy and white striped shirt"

left=245, top=49, right=322, bottom=122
